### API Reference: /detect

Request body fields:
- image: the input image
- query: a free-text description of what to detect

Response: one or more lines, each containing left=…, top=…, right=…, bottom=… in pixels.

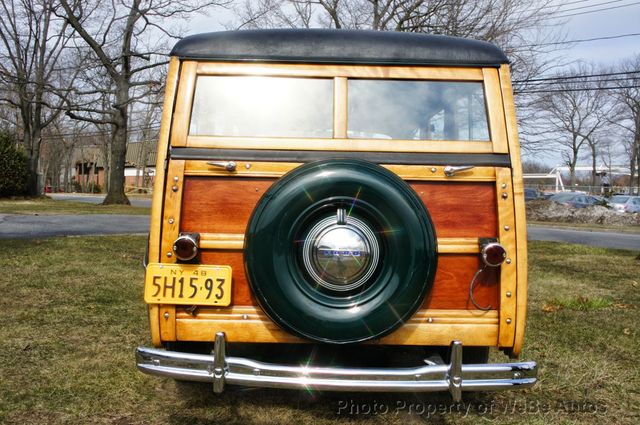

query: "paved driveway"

left=0, top=214, right=149, bottom=239
left=49, top=193, right=151, bottom=208
left=527, top=225, right=640, bottom=251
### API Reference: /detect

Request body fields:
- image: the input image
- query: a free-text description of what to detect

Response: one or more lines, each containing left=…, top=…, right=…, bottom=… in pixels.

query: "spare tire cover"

left=244, top=159, right=437, bottom=344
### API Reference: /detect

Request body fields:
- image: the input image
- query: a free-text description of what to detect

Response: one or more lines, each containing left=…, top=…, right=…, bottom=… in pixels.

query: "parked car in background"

left=524, top=188, right=541, bottom=201
left=609, top=195, right=640, bottom=213
left=539, top=192, right=556, bottom=200
left=549, top=192, right=605, bottom=209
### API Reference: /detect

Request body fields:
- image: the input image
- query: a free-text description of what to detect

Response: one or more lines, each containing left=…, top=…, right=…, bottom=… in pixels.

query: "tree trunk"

left=569, top=145, right=578, bottom=189
left=22, top=125, right=42, bottom=196
left=590, top=143, right=597, bottom=189
left=632, top=140, right=639, bottom=194
left=103, top=84, right=130, bottom=205
left=103, top=120, right=130, bottom=204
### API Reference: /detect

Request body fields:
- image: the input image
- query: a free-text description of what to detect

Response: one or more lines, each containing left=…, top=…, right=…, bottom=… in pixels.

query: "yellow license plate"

left=144, top=263, right=232, bottom=306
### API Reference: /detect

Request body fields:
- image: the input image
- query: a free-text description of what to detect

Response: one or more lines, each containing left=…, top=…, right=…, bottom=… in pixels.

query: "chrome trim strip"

left=136, top=332, right=537, bottom=399
left=170, top=147, right=512, bottom=167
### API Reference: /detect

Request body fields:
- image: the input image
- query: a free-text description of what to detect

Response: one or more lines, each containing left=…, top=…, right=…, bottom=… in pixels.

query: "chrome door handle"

left=444, top=165, right=474, bottom=176
left=207, top=161, right=237, bottom=172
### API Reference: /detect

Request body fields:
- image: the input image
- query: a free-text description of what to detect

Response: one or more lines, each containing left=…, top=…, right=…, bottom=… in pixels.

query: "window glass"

left=348, top=80, right=490, bottom=141
left=611, top=196, right=629, bottom=203
left=190, top=76, right=333, bottom=138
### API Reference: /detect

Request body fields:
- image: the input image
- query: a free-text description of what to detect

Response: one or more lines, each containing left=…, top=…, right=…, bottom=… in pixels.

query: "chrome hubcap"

left=302, top=209, right=379, bottom=291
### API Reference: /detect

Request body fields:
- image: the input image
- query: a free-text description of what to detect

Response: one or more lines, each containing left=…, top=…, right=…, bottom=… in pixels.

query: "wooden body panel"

left=500, top=64, right=529, bottom=356
left=181, top=177, right=497, bottom=238
left=199, top=250, right=499, bottom=310
left=175, top=306, right=499, bottom=346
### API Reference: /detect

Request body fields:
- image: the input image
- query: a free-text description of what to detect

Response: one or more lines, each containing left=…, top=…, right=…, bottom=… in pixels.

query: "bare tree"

left=0, top=0, right=75, bottom=195
left=233, top=0, right=563, bottom=76
left=130, top=86, right=162, bottom=190
left=57, top=0, right=225, bottom=204
left=522, top=160, right=549, bottom=174
left=535, top=67, right=609, bottom=189
left=610, top=55, right=640, bottom=194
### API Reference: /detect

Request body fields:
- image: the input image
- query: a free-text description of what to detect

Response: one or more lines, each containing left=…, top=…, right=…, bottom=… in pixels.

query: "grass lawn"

left=0, top=197, right=150, bottom=215
left=0, top=237, right=638, bottom=424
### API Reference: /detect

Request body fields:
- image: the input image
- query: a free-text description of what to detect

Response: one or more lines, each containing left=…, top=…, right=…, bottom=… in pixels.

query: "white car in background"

left=609, top=195, right=640, bottom=213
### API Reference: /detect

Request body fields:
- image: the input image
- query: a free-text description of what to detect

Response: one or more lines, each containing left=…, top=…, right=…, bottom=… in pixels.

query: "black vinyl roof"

left=171, top=29, right=509, bottom=67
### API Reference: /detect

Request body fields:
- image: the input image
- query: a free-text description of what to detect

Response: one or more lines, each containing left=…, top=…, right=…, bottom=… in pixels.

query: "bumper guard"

left=136, top=332, right=537, bottom=401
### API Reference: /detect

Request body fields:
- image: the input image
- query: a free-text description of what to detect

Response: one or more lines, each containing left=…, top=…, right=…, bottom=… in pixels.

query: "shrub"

left=0, top=131, right=29, bottom=197
left=87, top=182, right=102, bottom=193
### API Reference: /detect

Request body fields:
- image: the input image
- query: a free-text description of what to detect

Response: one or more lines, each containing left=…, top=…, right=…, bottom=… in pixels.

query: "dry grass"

left=0, top=197, right=150, bottom=215
left=0, top=237, right=638, bottom=424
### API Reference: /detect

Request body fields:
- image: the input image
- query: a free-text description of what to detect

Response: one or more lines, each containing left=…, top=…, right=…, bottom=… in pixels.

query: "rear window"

left=189, top=76, right=334, bottom=138
left=348, top=80, right=489, bottom=141
left=189, top=76, right=490, bottom=142
left=611, top=196, right=629, bottom=203
left=551, top=193, right=578, bottom=201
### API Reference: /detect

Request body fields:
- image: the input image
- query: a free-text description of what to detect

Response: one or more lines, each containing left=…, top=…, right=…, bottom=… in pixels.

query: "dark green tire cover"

left=244, top=159, right=437, bottom=344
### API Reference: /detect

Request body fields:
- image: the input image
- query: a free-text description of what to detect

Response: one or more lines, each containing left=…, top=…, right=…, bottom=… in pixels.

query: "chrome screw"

left=504, top=225, right=510, bottom=231
left=173, top=176, right=179, bottom=182
left=430, top=167, right=437, bottom=173
left=502, top=192, right=508, bottom=199
left=501, top=183, right=507, bottom=189
left=172, top=185, right=178, bottom=192
left=506, top=318, right=512, bottom=324
left=506, top=291, right=512, bottom=298
left=242, top=314, right=249, bottom=320
left=245, top=163, right=251, bottom=169
left=168, top=218, right=174, bottom=224
left=164, top=312, right=170, bottom=320
left=166, top=252, right=173, bottom=258
left=427, top=317, right=433, bottom=323
left=506, top=258, right=512, bottom=264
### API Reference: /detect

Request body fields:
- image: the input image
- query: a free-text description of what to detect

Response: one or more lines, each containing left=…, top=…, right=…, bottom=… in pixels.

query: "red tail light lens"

left=481, top=242, right=506, bottom=267
left=173, top=233, right=200, bottom=261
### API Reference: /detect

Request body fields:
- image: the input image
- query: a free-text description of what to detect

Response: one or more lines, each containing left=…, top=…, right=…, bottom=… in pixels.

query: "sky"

left=556, top=0, right=640, bottom=66
left=185, top=0, right=640, bottom=68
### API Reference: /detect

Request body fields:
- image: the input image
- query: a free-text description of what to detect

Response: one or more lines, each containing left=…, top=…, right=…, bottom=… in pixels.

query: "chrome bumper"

left=136, top=332, right=537, bottom=402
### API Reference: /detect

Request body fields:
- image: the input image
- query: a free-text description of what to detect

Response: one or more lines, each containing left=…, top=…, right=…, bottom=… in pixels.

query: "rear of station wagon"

left=136, top=29, right=537, bottom=400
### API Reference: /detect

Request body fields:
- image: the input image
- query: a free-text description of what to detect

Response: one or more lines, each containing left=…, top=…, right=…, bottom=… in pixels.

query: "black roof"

left=171, top=29, right=509, bottom=67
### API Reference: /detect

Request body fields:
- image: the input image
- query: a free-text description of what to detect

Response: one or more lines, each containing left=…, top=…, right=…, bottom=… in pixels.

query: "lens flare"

left=347, top=187, right=362, bottom=217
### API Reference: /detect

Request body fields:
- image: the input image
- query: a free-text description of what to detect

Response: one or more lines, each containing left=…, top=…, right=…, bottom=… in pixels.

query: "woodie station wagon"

left=136, top=29, right=537, bottom=400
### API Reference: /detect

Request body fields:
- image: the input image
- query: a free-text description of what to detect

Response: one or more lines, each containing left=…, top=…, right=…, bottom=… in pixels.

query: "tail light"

left=481, top=241, right=507, bottom=267
left=173, top=233, right=200, bottom=261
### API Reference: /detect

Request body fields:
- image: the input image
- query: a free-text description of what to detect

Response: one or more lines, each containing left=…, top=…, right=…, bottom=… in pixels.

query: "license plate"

left=144, top=263, right=232, bottom=306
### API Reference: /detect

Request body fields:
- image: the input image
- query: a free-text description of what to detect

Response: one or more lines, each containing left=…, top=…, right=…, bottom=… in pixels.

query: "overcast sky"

left=186, top=1, right=640, bottom=69
left=558, top=0, right=640, bottom=65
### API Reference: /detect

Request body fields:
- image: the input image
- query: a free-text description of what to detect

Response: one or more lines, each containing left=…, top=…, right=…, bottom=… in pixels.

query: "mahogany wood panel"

left=181, top=177, right=498, bottom=237
left=181, top=177, right=274, bottom=234
left=200, top=250, right=498, bottom=310
left=411, top=181, right=497, bottom=237
left=200, top=250, right=256, bottom=305
left=424, top=255, right=499, bottom=310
